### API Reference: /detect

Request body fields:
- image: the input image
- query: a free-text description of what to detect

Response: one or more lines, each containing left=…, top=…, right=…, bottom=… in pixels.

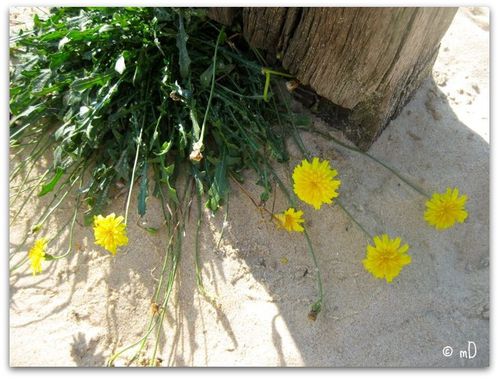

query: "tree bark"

left=207, top=7, right=239, bottom=26
left=208, top=7, right=457, bottom=150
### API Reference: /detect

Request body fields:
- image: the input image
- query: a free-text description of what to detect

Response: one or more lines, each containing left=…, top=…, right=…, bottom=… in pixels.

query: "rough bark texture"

left=207, top=8, right=239, bottom=26
left=208, top=7, right=457, bottom=150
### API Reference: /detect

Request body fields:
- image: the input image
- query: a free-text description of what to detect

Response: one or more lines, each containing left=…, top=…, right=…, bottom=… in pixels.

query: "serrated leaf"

left=189, top=108, right=200, bottom=141
left=10, top=104, right=44, bottom=126
left=176, top=16, right=190, bottom=79
left=71, top=73, right=112, bottom=91
left=84, top=177, right=112, bottom=226
left=200, top=64, right=213, bottom=88
left=138, top=161, right=148, bottom=216
left=154, top=140, right=172, bottom=156
left=49, top=51, right=71, bottom=69
left=38, top=167, right=64, bottom=196
left=206, top=150, right=228, bottom=211
left=160, top=162, right=178, bottom=204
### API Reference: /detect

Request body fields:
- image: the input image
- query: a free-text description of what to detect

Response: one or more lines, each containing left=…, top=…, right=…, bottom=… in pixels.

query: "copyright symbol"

left=442, top=346, right=453, bottom=357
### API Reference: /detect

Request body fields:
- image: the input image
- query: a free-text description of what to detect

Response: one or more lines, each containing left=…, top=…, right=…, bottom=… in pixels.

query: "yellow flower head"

left=93, top=213, right=129, bottom=255
left=292, top=157, right=341, bottom=210
left=275, top=207, right=305, bottom=232
left=363, top=234, right=411, bottom=283
left=424, top=187, right=468, bottom=230
left=28, top=238, right=47, bottom=275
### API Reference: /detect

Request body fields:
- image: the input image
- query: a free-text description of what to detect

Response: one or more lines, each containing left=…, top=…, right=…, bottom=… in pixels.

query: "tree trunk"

left=208, top=7, right=457, bottom=150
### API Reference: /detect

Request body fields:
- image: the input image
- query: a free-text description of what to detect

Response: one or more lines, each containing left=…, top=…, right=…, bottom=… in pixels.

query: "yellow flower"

left=363, top=234, right=411, bottom=283
left=424, top=187, right=468, bottom=230
left=275, top=208, right=305, bottom=232
left=93, top=213, right=129, bottom=255
left=28, top=238, right=47, bottom=275
left=292, top=157, right=341, bottom=210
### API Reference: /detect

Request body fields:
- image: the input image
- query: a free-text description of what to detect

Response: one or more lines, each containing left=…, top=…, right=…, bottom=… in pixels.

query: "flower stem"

left=261, top=67, right=294, bottom=102
left=124, top=127, right=143, bottom=225
left=303, top=227, right=324, bottom=316
left=266, top=166, right=325, bottom=319
left=198, top=26, right=224, bottom=147
left=49, top=194, right=80, bottom=260
left=305, top=126, right=431, bottom=198
left=335, top=199, right=373, bottom=240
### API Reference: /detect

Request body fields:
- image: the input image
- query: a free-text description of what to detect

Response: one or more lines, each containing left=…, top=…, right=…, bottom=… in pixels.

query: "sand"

left=9, top=7, right=489, bottom=367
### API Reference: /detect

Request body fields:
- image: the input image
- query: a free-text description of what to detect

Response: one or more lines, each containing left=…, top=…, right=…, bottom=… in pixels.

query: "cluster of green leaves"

left=10, top=7, right=291, bottom=223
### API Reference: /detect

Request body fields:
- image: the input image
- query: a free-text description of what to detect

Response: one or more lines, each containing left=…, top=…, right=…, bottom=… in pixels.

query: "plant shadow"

left=9, top=76, right=488, bottom=367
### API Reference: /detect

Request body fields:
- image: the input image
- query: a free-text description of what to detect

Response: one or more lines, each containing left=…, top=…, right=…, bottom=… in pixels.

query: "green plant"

left=9, top=7, right=316, bottom=365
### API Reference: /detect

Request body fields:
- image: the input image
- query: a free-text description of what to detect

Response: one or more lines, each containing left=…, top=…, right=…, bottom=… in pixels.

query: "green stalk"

left=148, top=176, right=193, bottom=366
left=197, top=27, right=224, bottom=148
left=261, top=67, right=294, bottom=102
left=303, top=228, right=324, bottom=320
left=335, top=199, right=373, bottom=240
left=124, top=127, right=143, bottom=225
left=149, top=226, right=181, bottom=366
left=9, top=162, right=84, bottom=259
left=305, top=126, right=430, bottom=198
left=48, top=177, right=84, bottom=260
left=109, top=221, right=179, bottom=367
left=267, top=165, right=325, bottom=319
left=9, top=169, right=81, bottom=272
left=216, top=195, right=230, bottom=249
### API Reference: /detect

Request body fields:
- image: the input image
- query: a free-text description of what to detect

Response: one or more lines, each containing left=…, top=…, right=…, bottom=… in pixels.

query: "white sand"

left=9, top=8, right=489, bottom=367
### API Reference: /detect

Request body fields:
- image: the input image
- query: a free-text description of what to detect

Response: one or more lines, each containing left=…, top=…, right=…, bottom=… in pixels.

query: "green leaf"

left=38, top=167, right=65, bottom=196
left=200, top=64, right=213, bottom=88
left=206, top=149, right=229, bottom=211
left=50, top=51, right=71, bottom=69
left=33, top=13, right=42, bottom=29
left=39, top=30, right=67, bottom=42
left=10, top=104, right=43, bottom=125
left=84, top=177, right=112, bottom=226
left=176, top=15, right=191, bottom=79
left=71, top=73, right=112, bottom=91
left=189, top=107, right=200, bottom=141
left=138, top=161, right=148, bottom=216
left=160, top=162, right=179, bottom=204
left=31, top=69, right=51, bottom=93
left=154, top=140, right=172, bottom=156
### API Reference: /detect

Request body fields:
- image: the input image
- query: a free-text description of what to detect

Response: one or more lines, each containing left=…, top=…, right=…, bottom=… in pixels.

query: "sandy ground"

left=9, top=8, right=489, bottom=367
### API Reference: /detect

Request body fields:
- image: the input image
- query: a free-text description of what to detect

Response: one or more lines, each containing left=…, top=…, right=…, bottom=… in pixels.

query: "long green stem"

left=109, top=220, right=179, bottom=367
left=110, top=173, right=193, bottom=366
left=150, top=227, right=181, bottom=366
left=265, top=164, right=325, bottom=318
left=305, top=126, right=430, bottom=198
left=9, top=168, right=82, bottom=272
left=303, top=227, right=324, bottom=319
left=149, top=177, right=193, bottom=366
left=10, top=162, right=83, bottom=256
left=124, top=127, right=143, bottom=225
left=198, top=27, right=224, bottom=147
left=261, top=67, right=294, bottom=102
left=335, top=199, right=373, bottom=240
left=49, top=178, right=83, bottom=260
